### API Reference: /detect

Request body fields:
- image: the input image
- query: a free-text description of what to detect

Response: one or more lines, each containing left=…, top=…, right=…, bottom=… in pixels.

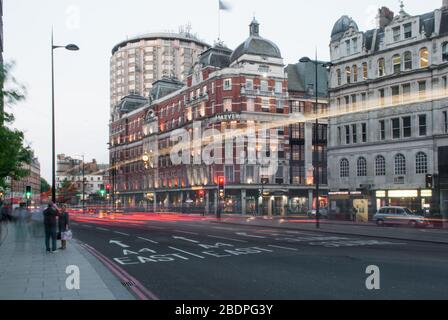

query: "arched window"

left=345, top=66, right=351, bottom=84
left=442, top=42, right=448, bottom=62
left=395, top=154, right=406, bottom=175
left=404, top=51, right=413, bottom=70
left=378, top=58, right=386, bottom=76
left=353, top=65, right=358, bottom=82
left=336, top=69, right=341, bottom=86
left=420, top=47, right=429, bottom=68
left=340, top=159, right=350, bottom=178
left=362, top=62, right=368, bottom=80
left=357, top=157, right=367, bottom=177
left=416, top=152, right=428, bottom=174
left=392, top=54, right=401, bottom=73
left=375, top=155, right=386, bottom=176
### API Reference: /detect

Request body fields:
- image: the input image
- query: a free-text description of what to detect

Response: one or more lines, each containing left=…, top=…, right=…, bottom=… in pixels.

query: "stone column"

left=205, top=190, right=210, bottom=215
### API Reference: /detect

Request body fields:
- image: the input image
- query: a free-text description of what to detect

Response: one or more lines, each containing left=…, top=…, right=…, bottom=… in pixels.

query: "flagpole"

left=218, top=1, right=221, bottom=41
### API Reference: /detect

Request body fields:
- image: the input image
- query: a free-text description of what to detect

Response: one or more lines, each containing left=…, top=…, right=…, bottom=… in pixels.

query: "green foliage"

left=40, top=177, right=51, bottom=193
left=0, top=62, right=33, bottom=188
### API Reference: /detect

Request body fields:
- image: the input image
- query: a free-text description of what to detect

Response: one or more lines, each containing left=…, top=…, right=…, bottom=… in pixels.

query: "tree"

left=41, top=177, right=51, bottom=193
left=0, top=63, right=33, bottom=189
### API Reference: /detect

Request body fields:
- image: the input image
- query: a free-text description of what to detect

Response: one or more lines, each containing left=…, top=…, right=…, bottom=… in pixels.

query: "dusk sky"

left=4, top=0, right=441, bottom=182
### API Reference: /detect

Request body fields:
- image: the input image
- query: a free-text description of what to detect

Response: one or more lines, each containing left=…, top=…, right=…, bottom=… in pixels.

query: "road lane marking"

left=96, top=227, right=110, bottom=232
left=207, top=235, right=248, bottom=243
left=114, top=231, right=130, bottom=236
left=213, top=226, right=240, bottom=231
left=168, top=247, right=205, bottom=259
left=172, top=236, right=199, bottom=243
left=268, top=245, right=298, bottom=251
left=174, top=230, right=199, bottom=235
left=236, top=232, right=266, bottom=239
left=145, top=226, right=165, bottom=230
left=137, top=237, right=159, bottom=244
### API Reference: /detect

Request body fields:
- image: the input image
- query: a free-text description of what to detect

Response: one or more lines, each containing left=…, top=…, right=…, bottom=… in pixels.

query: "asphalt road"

left=70, top=214, right=448, bottom=300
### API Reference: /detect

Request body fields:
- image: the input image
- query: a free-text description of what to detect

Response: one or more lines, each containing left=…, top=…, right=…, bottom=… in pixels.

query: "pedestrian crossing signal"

left=25, top=186, right=32, bottom=199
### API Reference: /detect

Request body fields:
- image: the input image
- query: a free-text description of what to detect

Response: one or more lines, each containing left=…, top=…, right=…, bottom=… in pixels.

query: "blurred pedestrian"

left=43, top=201, right=59, bottom=253
left=58, top=204, right=70, bottom=250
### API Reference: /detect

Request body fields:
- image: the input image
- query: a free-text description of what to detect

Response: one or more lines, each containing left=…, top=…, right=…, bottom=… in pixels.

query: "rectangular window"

left=224, top=165, right=234, bottom=183
left=352, top=38, right=358, bottom=53
left=361, top=93, right=367, bottom=108
left=261, top=98, right=270, bottom=111
left=361, top=123, right=367, bottom=143
left=393, top=26, right=401, bottom=41
left=442, top=76, right=447, bottom=93
left=260, top=80, right=269, bottom=92
left=444, top=111, right=448, bottom=133
left=392, top=118, right=400, bottom=139
left=392, top=86, right=400, bottom=105
left=379, top=120, right=386, bottom=140
left=345, top=96, right=350, bottom=112
left=379, top=89, right=385, bottom=106
left=402, top=83, right=411, bottom=102
left=346, top=40, right=351, bottom=55
left=275, top=81, right=283, bottom=93
left=419, top=114, right=427, bottom=136
left=403, top=116, right=411, bottom=138
left=223, top=79, right=232, bottom=91
left=352, top=124, right=357, bottom=144
left=337, top=127, right=342, bottom=145
left=419, top=81, right=426, bottom=99
left=351, top=95, right=357, bottom=110
left=246, top=79, right=254, bottom=91
left=223, top=99, right=232, bottom=112
left=404, top=23, right=412, bottom=39
left=345, top=125, right=350, bottom=144
left=246, top=166, right=254, bottom=183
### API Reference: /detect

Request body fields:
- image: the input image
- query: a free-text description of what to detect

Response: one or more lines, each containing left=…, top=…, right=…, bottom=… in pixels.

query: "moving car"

left=373, top=206, right=430, bottom=228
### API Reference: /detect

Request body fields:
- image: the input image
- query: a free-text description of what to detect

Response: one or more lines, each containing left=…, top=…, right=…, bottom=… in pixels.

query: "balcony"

left=240, top=86, right=289, bottom=99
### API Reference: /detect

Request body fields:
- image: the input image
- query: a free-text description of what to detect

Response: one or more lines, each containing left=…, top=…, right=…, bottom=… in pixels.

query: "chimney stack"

left=377, top=7, right=395, bottom=29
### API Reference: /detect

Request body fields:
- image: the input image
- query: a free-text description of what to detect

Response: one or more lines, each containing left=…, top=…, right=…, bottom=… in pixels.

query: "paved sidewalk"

left=0, top=220, right=134, bottom=300
left=213, top=215, right=448, bottom=245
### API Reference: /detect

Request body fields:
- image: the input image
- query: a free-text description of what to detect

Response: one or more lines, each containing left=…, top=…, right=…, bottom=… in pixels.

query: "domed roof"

left=331, top=15, right=358, bottom=41
left=230, top=18, right=282, bottom=64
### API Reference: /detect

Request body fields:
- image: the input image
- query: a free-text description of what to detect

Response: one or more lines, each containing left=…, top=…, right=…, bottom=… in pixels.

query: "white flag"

left=219, top=0, right=231, bottom=11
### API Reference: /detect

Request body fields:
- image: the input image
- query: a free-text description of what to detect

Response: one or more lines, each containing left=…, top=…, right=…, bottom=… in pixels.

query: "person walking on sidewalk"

left=58, top=204, right=70, bottom=250
left=43, top=202, right=59, bottom=253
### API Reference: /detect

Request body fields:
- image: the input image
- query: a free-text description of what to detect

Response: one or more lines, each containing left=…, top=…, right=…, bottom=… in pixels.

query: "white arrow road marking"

left=169, top=247, right=205, bottom=259
left=172, top=236, right=199, bottom=243
left=207, top=235, right=248, bottom=243
left=137, top=237, right=159, bottom=244
left=236, top=232, right=266, bottom=239
left=268, top=245, right=298, bottom=251
left=109, top=240, right=130, bottom=248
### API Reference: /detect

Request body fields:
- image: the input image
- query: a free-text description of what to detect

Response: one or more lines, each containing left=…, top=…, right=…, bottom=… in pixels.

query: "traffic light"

left=106, top=184, right=111, bottom=194
left=218, top=176, right=225, bottom=200
left=426, top=174, right=433, bottom=189
left=100, top=185, right=106, bottom=197
left=25, top=186, right=32, bottom=199
left=197, top=189, right=205, bottom=198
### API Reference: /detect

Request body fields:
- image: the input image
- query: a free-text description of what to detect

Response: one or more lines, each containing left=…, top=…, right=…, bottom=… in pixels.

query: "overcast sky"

left=4, top=0, right=442, bottom=182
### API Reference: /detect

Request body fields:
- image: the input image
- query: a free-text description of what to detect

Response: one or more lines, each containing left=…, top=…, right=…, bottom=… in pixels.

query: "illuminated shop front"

left=374, top=189, right=433, bottom=214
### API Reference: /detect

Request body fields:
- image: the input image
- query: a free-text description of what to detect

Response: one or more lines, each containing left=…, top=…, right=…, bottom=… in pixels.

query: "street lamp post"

left=51, top=30, right=79, bottom=203
left=74, top=154, right=85, bottom=214
left=299, top=55, right=332, bottom=229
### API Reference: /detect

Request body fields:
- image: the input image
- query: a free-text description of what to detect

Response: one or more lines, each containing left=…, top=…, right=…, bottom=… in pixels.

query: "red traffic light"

left=218, top=176, right=225, bottom=187
left=106, top=184, right=111, bottom=191
left=198, top=189, right=205, bottom=197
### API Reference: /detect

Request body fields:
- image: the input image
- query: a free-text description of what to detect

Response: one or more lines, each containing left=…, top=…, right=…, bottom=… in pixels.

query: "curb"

left=211, top=220, right=448, bottom=246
